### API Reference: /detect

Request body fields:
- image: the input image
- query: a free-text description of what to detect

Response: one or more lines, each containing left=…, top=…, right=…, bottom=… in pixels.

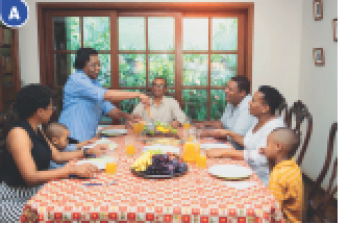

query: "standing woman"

left=58, top=47, right=149, bottom=142
left=0, top=84, right=102, bottom=223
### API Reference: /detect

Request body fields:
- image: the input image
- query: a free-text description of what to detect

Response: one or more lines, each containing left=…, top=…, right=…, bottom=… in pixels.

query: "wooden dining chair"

left=0, top=103, right=19, bottom=182
left=305, top=122, right=337, bottom=223
left=276, top=102, right=289, bottom=125
left=287, top=100, right=313, bottom=166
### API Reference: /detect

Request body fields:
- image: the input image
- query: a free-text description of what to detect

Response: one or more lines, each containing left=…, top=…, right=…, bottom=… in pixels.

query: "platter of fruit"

left=144, top=121, right=178, bottom=137
left=131, top=150, right=188, bottom=179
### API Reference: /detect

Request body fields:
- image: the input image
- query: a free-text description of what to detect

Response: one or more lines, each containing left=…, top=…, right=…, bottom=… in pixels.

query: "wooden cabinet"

left=0, top=21, right=21, bottom=113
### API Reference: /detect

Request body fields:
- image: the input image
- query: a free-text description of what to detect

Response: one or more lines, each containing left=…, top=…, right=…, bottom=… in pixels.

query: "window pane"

left=149, top=54, right=175, bottom=87
left=119, top=54, right=146, bottom=87
left=53, top=17, right=80, bottom=50
left=119, top=89, right=146, bottom=114
left=54, top=54, right=76, bottom=86
left=211, top=90, right=226, bottom=120
left=119, top=17, right=145, bottom=50
left=183, top=18, right=208, bottom=50
left=182, top=89, right=207, bottom=120
left=84, top=17, right=110, bottom=50
left=148, top=17, right=174, bottom=50
left=183, top=54, right=208, bottom=86
left=98, top=54, right=111, bottom=88
left=211, top=54, right=237, bottom=86
left=212, top=18, right=238, bottom=51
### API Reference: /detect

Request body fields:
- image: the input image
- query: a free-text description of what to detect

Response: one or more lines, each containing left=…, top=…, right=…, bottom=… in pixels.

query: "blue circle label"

left=1, top=0, right=29, bottom=27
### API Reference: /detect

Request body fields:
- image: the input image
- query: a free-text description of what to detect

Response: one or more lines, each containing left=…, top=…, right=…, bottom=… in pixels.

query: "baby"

left=45, top=123, right=107, bottom=169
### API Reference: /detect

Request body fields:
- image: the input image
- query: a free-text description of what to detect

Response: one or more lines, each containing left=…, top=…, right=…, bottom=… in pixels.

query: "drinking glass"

left=125, top=135, right=136, bottom=156
left=106, top=162, right=117, bottom=174
left=197, top=150, right=207, bottom=168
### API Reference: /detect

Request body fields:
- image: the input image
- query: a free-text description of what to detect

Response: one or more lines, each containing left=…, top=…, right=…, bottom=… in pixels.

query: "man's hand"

left=170, top=121, right=180, bottom=129
left=195, top=123, right=205, bottom=129
left=214, top=129, right=231, bottom=138
left=126, top=114, right=143, bottom=129
left=205, top=148, right=228, bottom=158
left=128, top=114, right=143, bottom=122
left=139, top=93, right=151, bottom=107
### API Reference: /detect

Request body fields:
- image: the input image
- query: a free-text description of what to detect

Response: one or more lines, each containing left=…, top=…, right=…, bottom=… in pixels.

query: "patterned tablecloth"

left=20, top=127, right=284, bottom=223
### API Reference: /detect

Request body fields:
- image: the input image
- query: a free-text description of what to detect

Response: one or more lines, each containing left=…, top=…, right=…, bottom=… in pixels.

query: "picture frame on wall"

left=313, top=48, right=325, bottom=66
left=313, top=0, right=323, bottom=21
left=333, top=18, right=337, bottom=42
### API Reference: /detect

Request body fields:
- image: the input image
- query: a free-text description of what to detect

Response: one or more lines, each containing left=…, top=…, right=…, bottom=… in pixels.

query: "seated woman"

left=206, top=85, right=286, bottom=186
left=0, top=84, right=104, bottom=223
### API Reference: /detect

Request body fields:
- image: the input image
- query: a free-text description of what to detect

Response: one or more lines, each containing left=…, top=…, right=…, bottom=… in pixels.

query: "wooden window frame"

left=37, top=2, right=253, bottom=121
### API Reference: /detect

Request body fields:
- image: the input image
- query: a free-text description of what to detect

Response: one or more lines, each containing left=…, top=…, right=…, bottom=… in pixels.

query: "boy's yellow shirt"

left=269, top=158, right=303, bottom=223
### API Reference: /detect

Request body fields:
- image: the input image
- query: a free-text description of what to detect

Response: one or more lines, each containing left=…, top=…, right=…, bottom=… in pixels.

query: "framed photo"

left=313, top=48, right=325, bottom=66
left=313, top=0, right=323, bottom=21
left=333, top=18, right=337, bottom=42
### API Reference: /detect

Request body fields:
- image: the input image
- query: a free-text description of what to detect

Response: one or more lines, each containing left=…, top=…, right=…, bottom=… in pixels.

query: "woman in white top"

left=206, top=85, right=286, bottom=186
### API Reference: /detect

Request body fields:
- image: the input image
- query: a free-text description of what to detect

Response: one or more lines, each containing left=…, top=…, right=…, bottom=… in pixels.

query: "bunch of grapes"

left=144, top=154, right=187, bottom=175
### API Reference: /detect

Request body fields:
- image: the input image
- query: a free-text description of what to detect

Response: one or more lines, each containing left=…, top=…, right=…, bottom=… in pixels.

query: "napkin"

left=223, top=181, right=258, bottom=190
left=200, top=143, right=232, bottom=150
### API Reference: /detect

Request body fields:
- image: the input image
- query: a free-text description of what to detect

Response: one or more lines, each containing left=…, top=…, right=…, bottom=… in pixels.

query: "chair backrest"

left=287, top=100, right=313, bottom=166
left=1, top=103, right=19, bottom=182
left=276, top=102, right=289, bottom=125
left=305, top=122, right=337, bottom=222
left=2, top=103, right=19, bottom=137
left=50, top=89, right=63, bottom=123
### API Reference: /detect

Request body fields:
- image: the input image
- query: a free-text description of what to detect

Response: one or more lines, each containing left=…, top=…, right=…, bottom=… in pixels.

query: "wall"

left=299, top=0, right=338, bottom=193
left=20, top=0, right=302, bottom=106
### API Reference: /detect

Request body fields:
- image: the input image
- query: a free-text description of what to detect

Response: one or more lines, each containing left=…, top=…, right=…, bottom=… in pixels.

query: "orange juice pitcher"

left=183, top=142, right=195, bottom=163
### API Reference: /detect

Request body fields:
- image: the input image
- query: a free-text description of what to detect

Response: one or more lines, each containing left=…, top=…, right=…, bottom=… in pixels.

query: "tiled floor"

left=303, top=176, right=338, bottom=223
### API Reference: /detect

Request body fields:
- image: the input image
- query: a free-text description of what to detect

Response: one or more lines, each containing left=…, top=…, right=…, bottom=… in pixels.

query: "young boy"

left=260, top=127, right=303, bottom=223
left=45, top=123, right=107, bottom=169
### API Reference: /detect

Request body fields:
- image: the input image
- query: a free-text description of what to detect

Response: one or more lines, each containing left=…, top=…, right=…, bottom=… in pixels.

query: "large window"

left=40, top=3, right=253, bottom=121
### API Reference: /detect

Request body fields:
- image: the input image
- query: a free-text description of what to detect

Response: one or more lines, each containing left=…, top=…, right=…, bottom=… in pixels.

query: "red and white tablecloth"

left=20, top=127, right=284, bottom=223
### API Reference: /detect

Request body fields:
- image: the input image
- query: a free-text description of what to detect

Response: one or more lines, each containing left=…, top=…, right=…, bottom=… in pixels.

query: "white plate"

left=208, top=164, right=252, bottom=179
left=76, top=156, right=116, bottom=170
left=142, top=145, right=180, bottom=154
left=83, top=138, right=117, bottom=150
left=100, top=129, right=127, bottom=136
left=200, top=143, right=232, bottom=150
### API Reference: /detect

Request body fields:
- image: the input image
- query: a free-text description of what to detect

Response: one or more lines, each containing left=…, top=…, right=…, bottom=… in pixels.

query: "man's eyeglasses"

left=152, top=84, right=165, bottom=88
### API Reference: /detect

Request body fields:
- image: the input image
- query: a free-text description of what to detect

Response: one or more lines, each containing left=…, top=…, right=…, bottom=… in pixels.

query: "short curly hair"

left=14, top=84, right=52, bottom=120
left=74, top=47, right=99, bottom=70
left=258, top=85, right=285, bottom=115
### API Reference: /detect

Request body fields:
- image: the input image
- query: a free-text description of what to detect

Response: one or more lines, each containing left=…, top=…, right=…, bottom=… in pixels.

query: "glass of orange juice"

left=125, top=135, right=136, bottom=156
left=133, top=122, right=144, bottom=136
left=183, top=141, right=196, bottom=163
left=197, top=150, right=207, bottom=168
left=106, top=162, right=117, bottom=174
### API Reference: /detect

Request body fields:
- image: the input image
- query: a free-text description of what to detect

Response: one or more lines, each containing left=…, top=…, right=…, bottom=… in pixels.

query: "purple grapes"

left=144, top=154, right=187, bottom=175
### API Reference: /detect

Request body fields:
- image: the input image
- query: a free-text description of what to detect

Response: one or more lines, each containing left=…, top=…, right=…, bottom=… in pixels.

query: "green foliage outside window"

left=65, top=17, right=238, bottom=120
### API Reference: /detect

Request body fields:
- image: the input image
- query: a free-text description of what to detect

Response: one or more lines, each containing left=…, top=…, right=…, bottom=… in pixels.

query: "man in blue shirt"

left=59, top=48, right=149, bottom=142
left=197, top=76, right=255, bottom=149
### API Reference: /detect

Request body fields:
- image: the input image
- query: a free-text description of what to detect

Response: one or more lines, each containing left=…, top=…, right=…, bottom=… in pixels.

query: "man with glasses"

left=197, top=75, right=255, bottom=149
left=130, top=77, right=187, bottom=128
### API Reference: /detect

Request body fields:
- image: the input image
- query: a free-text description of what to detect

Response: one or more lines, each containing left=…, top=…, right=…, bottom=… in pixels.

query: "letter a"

left=9, top=6, right=21, bottom=20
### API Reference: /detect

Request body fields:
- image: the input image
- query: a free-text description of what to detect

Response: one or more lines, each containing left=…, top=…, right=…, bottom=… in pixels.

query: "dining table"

left=20, top=126, right=284, bottom=223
